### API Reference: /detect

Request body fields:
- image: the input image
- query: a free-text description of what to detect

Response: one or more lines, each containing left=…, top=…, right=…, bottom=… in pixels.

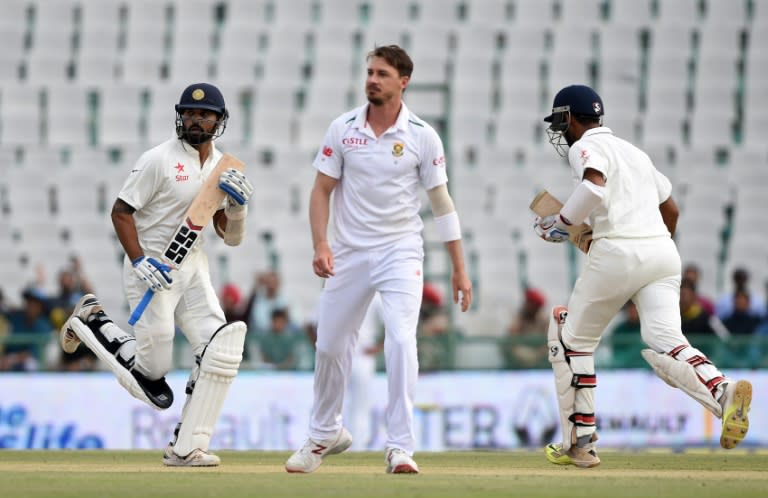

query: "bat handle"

left=128, top=289, right=155, bottom=326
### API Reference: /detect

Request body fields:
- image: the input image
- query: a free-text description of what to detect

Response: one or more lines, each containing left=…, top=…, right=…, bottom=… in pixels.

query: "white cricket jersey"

left=117, top=137, right=224, bottom=257
left=313, top=102, right=448, bottom=249
left=568, top=127, right=672, bottom=240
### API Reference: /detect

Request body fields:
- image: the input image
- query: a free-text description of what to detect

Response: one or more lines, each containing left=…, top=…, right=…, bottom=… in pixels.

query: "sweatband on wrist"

left=560, top=180, right=605, bottom=225
left=223, top=218, right=245, bottom=246
left=434, top=211, right=462, bottom=241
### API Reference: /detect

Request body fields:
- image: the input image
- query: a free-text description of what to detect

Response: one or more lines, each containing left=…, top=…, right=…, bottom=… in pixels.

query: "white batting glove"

left=132, top=256, right=173, bottom=292
left=219, top=168, right=253, bottom=204
left=534, top=214, right=570, bottom=243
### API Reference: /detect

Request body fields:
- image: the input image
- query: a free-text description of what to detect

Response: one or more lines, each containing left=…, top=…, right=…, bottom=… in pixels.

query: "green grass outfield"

left=1, top=449, right=766, bottom=498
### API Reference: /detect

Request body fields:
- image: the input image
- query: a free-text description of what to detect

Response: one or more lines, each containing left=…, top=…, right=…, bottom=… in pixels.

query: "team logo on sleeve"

left=322, top=146, right=333, bottom=157
left=580, top=149, right=590, bottom=166
left=392, top=142, right=404, bottom=157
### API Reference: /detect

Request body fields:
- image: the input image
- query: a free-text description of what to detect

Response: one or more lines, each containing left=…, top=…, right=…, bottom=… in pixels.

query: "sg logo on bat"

left=164, top=219, right=201, bottom=266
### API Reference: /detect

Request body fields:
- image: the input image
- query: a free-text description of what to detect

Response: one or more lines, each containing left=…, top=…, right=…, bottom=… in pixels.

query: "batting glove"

left=132, top=256, right=173, bottom=292
left=219, top=168, right=253, bottom=205
left=534, top=214, right=570, bottom=243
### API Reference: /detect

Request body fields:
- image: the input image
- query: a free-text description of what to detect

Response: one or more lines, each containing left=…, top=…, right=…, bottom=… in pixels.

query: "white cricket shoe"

left=162, top=445, right=221, bottom=467
left=60, top=293, right=103, bottom=353
left=385, top=448, right=419, bottom=474
left=285, top=428, right=352, bottom=473
left=719, top=379, right=752, bottom=449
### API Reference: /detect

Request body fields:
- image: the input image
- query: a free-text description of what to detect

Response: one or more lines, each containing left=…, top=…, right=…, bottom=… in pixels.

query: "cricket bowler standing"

left=285, top=45, right=473, bottom=474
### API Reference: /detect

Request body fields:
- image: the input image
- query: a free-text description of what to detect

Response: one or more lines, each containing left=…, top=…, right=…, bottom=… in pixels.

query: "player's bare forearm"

left=445, top=240, right=473, bottom=311
left=213, top=209, right=227, bottom=239
left=309, top=173, right=336, bottom=249
left=111, top=198, right=143, bottom=261
left=309, top=173, right=337, bottom=277
left=659, top=196, right=679, bottom=237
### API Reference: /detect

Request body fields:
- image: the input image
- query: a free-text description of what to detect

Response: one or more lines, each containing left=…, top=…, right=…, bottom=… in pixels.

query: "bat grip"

left=128, top=288, right=155, bottom=326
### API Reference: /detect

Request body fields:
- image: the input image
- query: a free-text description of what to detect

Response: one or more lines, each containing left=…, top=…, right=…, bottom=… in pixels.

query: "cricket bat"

left=529, top=190, right=593, bottom=253
left=128, top=153, right=245, bottom=325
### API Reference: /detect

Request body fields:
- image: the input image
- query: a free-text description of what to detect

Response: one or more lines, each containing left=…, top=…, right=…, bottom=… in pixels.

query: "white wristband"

left=434, top=211, right=462, bottom=241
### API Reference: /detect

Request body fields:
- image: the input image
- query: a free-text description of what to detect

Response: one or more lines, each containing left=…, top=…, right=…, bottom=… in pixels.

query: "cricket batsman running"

left=59, top=83, right=253, bottom=467
left=534, top=84, right=752, bottom=468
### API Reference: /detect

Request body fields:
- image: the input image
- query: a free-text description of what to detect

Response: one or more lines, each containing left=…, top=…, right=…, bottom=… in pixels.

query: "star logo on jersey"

left=175, top=162, right=185, bottom=173
left=392, top=142, right=404, bottom=157
left=322, top=146, right=333, bottom=157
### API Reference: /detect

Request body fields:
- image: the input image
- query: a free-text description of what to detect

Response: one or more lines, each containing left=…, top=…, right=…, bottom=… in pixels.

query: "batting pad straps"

left=434, top=211, right=462, bottom=242
left=560, top=180, right=605, bottom=226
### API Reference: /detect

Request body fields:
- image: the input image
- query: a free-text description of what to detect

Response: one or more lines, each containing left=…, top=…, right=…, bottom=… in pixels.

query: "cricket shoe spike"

left=719, top=379, right=752, bottom=449
left=545, top=432, right=600, bottom=468
left=385, top=448, right=419, bottom=474
left=285, top=428, right=352, bottom=473
left=60, top=293, right=103, bottom=353
left=163, top=444, right=221, bottom=467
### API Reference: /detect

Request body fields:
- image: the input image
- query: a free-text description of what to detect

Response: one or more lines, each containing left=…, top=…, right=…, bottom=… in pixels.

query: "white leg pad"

left=641, top=349, right=723, bottom=418
left=173, top=321, right=246, bottom=456
left=548, top=306, right=575, bottom=451
left=66, top=318, right=168, bottom=410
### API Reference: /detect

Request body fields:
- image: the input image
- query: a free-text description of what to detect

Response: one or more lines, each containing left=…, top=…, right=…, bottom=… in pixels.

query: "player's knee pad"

left=66, top=315, right=172, bottom=410
left=641, top=346, right=723, bottom=417
left=172, top=321, right=247, bottom=456
left=547, top=306, right=597, bottom=451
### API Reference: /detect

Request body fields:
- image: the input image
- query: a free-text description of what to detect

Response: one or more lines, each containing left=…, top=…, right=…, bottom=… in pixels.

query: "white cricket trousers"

left=310, top=235, right=424, bottom=454
left=563, top=236, right=695, bottom=353
left=123, top=249, right=226, bottom=379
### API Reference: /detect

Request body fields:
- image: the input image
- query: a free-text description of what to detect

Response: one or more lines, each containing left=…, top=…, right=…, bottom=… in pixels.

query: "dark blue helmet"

left=544, top=84, right=603, bottom=126
left=174, top=83, right=228, bottom=144
left=544, top=85, right=604, bottom=157
left=175, top=82, right=227, bottom=116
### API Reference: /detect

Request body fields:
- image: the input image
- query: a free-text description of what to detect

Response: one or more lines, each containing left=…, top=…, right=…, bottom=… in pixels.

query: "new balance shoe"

left=545, top=433, right=600, bottom=468
left=719, top=379, right=752, bottom=449
left=162, top=445, right=221, bottom=467
left=60, top=293, right=103, bottom=353
left=385, top=448, right=419, bottom=474
left=285, top=427, right=352, bottom=473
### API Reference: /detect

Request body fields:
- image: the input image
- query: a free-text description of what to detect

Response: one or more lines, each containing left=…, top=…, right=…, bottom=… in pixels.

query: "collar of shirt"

left=582, top=126, right=613, bottom=138
left=174, top=137, right=218, bottom=162
left=352, top=102, right=412, bottom=137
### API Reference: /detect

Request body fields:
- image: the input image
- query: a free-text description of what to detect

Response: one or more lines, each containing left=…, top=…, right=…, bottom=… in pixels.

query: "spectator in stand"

left=715, top=267, right=766, bottom=320
left=604, top=301, right=644, bottom=367
left=417, top=282, right=451, bottom=371
left=722, top=289, right=762, bottom=365
left=0, top=288, right=53, bottom=371
left=680, top=278, right=729, bottom=358
left=259, top=308, right=298, bottom=370
left=49, top=258, right=98, bottom=371
left=247, top=270, right=297, bottom=336
left=682, top=263, right=715, bottom=315
left=501, top=288, right=549, bottom=368
left=722, top=289, right=762, bottom=336
left=220, top=283, right=247, bottom=323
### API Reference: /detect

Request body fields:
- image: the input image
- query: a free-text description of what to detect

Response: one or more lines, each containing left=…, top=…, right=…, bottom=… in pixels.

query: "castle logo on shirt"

left=392, top=142, right=404, bottom=157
